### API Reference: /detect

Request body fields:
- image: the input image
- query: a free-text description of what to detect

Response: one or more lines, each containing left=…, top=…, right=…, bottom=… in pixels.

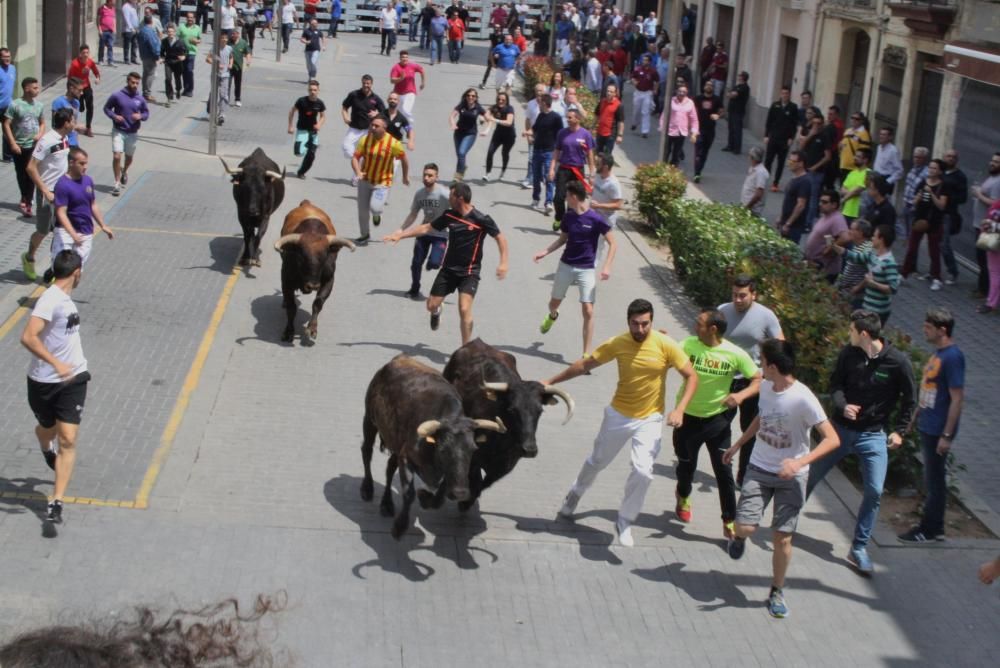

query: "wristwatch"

left=941, top=432, right=953, bottom=440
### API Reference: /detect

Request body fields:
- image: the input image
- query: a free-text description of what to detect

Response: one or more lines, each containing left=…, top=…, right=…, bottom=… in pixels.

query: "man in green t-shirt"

left=673, top=308, right=761, bottom=538
left=177, top=12, right=202, bottom=97
left=3, top=77, right=45, bottom=216
left=839, top=147, right=870, bottom=221
left=227, top=29, right=252, bottom=107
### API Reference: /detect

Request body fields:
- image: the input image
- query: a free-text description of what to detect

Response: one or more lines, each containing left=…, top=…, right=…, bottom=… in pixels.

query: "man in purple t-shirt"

left=50, top=147, right=113, bottom=272
left=533, top=180, right=618, bottom=354
left=548, top=108, right=596, bottom=232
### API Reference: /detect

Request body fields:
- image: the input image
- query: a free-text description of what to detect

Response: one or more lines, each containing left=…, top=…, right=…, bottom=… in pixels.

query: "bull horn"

left=326, top=235, right=357, bottom=252
left=482, top=381, right=509, bottom=393
left=473, top=417, right=507, bottom=434
left=265, top=170, right=284, bottom=181
left=273, top=233, right=302, bottom=252
left=218, top=156, right=242, bottom=175
left=543, top=385, right=576, bottom=425
left=416, top=420, right=442, bottom=439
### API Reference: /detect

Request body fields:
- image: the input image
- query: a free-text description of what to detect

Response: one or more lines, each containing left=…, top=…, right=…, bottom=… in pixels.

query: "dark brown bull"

left=443, top=338, right=574, bottom=511
left=361, top=355, right=506, bottom=540
left=273, top=200, right=355, bottom=342
left=220, top=148, right=285, bottom=267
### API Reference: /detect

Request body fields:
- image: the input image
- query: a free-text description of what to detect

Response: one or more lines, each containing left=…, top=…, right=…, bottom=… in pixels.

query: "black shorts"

left=27, top=371, right=91, bottom=428
left=430, top=269, right=480, bottom=297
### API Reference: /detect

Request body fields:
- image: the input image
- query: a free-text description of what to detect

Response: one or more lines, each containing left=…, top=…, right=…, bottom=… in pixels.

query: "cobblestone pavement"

left=0, top=34, right=997, bottom=666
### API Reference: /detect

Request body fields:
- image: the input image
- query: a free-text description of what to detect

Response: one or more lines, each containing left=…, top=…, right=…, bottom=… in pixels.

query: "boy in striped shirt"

left=351, top=115, right=409, bottom=245
left=831, top=223, right=900, bottom=325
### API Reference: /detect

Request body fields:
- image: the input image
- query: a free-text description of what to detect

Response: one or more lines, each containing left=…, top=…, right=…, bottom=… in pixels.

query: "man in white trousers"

left=389, top=50, right=425, bottom=126
left=340, top=75, right=386, bottom=181
left=549, top=298, right=698, bottom=546
left=630, top=52, right=659, bottom=138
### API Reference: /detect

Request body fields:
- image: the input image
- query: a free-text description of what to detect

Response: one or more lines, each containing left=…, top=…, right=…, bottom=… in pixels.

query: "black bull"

left=220, top=147, right=286, bottom=266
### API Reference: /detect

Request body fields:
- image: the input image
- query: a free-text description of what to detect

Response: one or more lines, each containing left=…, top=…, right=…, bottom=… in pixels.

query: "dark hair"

left=627, top=298, right=653, bottom=320
left=566, top=180, right=587, bottom=201
left=127, top=71, right=141, bottom=81
left=855, top=148, right=871, bottom=163
left=597, top=152, right=615, bottom=169
left=701, top=308, right=728, bottom=336
left=788, top=149, right=805, bottom=163
left=780, top=84, right=791, bottom=93
left=399, top=49, right=409, bottom=57
left=925, top=307, right=955, bottom=336
left=51, top=250, right=82, bottom=279
left=450, top=181, right=472, bottom=203
left=881, top=126, right=895, bottom=137
left=732, top=274, right=756, bottom=292
left=144, top=15, right=153, bottom=24
left=760, top=338, right=795, bottom=374
left=828, top=104, right=841, bottom=114
left=540, top=93, right=553, bottom=107
left=850, top=309, right=882, bottom=338
left=68, top=146, right=88, bottom=162
left=67, top=77, right=83, bottom=89
left=308, top=79, right=319, bottom=87
left=874, top=223, right=896, bottom=248
left=929, top=158, right=946, bottom=173
left=738, top=71, right=748, bottom=80
left=821, top=189, right=840, bottom=206
left=52, top=108, right=75, bottom=130
left=801, top=89, right=813, bottom=97
left=422, top=162, right=439, bottom=173
left=362, top=74, right=373, bottom=82
left=21, top=76, right=38, bottom=89
left=868, top=172, right=890, bottom=196
left=852, top=218, right=873, bottom=239
left=79, top=44, right=90, bottom=52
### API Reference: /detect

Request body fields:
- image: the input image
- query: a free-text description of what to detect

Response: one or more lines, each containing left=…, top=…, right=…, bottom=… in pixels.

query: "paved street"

left=0, top=33, right=997, bottom=665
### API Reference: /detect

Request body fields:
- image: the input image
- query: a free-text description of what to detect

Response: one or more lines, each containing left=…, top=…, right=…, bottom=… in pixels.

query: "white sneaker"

left=482, top=172, right=491, bottom=184
left=930, top=279, right=943, bottom=291
left=520, top=178, right=531, bottom=189
left=944, top=276, right=957, bottom=285
left=499, top=170, right=506, bottom=180
left=235, top=100, right=242, bottom=107
left=558, top=491, right=580, bottom=518
left=544, top=203, right=553, bottom=216
left=615, top=517, right=635, bottom=547
left=531, top=200, right=540, bottom=209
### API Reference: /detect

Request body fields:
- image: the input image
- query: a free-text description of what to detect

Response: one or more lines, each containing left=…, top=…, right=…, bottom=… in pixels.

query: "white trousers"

left=51, top=229, right=93, bottom=266
left=399, top=92, right=417, bottom=125
left=341, top=127, right=368, bottom=159
left=356, top=180, right=390, bottom=237
left=568, top=405, right=663, bottom=522
left=632, top=89, right=654, bottom=135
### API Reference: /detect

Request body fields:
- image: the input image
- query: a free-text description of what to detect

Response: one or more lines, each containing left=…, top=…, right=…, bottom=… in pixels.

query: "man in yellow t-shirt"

left=546, top=298, right=698, bottom=547
left=351, top=115, right=409, bottom=244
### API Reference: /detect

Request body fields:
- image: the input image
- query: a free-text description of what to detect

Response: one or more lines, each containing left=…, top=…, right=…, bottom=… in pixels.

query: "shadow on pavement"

left=338, top=340, right=450, bottom=366
left=512, top=224, right=557, bottom=236
left=0, top=476, right=58, bottom=539
left=493, top=341, right=566, bottom=365
left=479, top=509, right=623, bottom=566
left=238, top=291, right=309, bottom=346
left=324, top=474, right=496, bottom=581
left=0, top=268, right=33, bottom=286
left=181, top=235, right=243, bottom=276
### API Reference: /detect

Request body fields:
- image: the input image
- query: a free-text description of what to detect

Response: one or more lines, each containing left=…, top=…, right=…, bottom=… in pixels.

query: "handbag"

left=912, top=219, right=929, bottom=235
left=976, top=231, right=1000, bottom=252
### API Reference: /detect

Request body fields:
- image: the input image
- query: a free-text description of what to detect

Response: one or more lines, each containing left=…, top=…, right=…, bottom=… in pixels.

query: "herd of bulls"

left=223, top=149, right=576, bottom=539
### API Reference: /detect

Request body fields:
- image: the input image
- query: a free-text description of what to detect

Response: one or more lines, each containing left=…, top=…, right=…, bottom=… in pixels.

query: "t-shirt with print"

left=4, top=98, right=43, bottom=147
left=430, top=207, right=501, bottom=276
left=51, top=96, right=81, bottom=146
left=342, top=89, right=386, bottom=130
left=53, top=174, right=96, bottom=234
left=750, top=379, right=828, bottom=476
left=30, top=129, right=70, bottom=192
left=295, top=96, right=326, bottom=131
left=410, top=184, right=449, bottom=239
left=302, top=28, right=322, bottom=51
left=679, top=337, right=759, bottom=418
left=918, top=344, right=964, bottom=437
left=716, top=302, right=783, bottom=368
left=27, top=285, right=87, bottom=384
left=592, top=173, right=622, bottom=224
left=555, top=127, right=595, bottom=167
left=589, top=330, right=689, bottom=419
left=560, top=209, right=610, bottom=268
left=453, top=102, right=485, bottom=135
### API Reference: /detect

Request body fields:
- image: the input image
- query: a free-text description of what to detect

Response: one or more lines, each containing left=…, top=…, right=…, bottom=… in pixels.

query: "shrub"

left=633, top=163, right=687, bottom=228
left=520, top=56, right=598, bottom=132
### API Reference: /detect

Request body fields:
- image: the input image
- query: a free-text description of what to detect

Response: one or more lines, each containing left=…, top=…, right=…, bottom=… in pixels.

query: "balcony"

left=887, top=0, right=958, bottom=38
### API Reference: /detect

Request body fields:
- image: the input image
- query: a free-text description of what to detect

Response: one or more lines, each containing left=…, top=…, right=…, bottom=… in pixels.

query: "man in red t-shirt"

left=630, top=54, right=659, bottom=138
left=67, top=45, right=101, bottom=137
left=610, top=40, right=629, bottom=79
left=513, top=27, right=527, bottom=53
left=390, top=50, right=426, bottom=125
left=447, top=15, right=465, bottom=63
left=708, top=41, right=729, bottom=97
left=593, top=84, right=624, bottom=156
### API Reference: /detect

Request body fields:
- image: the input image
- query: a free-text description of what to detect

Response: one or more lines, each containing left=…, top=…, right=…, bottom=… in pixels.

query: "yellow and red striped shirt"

left=354, top=132, right=405, bottom=187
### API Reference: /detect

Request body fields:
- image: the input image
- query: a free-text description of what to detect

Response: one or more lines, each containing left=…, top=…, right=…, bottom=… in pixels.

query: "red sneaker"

left=675, top=493, right=692, bottom=523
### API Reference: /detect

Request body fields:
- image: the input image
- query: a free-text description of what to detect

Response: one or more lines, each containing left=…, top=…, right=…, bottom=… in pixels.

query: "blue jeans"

left=306, top=50, right=320, bottom=79
left=918, top=431, right=947, bottom=536
left=99, top=30, right=115, bottom=64
left=531, top=149, right=554, bottom=205
left=408, top=17, right=419, bottom=41
left=410, top=236, right=447, bottom=292
left=448, top=39, right=462, bottom=63
left=453, top=132, right=476, bottom=175
left=430, top=35, right=444, bottom=62
left=806, top=424, right=888, bottom=550
left=806, top=169, right=825, bottom=231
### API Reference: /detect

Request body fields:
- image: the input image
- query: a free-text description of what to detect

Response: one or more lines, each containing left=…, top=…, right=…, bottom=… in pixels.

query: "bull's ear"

left=475, top=434, right=488, bottom=444
left=543, top=395, right=560, bottom=406
left=424, top=436, right=436, bottom=444
left=484, top=389, right=498, bottom=401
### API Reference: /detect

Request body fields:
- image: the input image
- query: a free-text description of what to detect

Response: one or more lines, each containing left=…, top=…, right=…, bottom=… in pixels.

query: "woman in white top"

left=547, top=71, right=567, bottom=110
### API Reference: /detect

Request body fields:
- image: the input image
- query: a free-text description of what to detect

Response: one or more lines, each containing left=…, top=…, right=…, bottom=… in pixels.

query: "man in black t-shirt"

left=383, top=181, right=509, bottom=344
left=528, top=94, right=565, bottom=213
left=340, top=74, right=386, bottom=166
left=777, top=150, right=812, bottom=243
left=300, top=18, right=325, bottom=80
left=693, top=80, right=725, bottom=182
left=287, top=80, right=326, bottom=178
left=722, top=71, right=749, bottom=154
left=385, top=92, right=415, bottom=151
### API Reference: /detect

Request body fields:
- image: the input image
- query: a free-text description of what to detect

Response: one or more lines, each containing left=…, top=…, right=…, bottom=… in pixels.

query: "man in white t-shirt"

left=722, top=338, right=839, bottom=619
left=380, top=2, right=399, bottom=56
left=590, top=153, right=622, bottom=225
left=20, top=250, right=90, bottom=524
left=23, top=108, right=74, bottom=281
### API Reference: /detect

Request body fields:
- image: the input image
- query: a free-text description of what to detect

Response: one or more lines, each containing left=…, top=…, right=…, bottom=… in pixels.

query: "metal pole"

left=276, top=0, right=282, bottom=63
left=208, top=0, right=221, bottom=155
left=658, top=0, right=685, bottom=163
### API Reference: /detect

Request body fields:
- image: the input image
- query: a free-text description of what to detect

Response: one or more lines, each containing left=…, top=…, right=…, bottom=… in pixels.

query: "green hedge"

left=634, top=162, right=932, bottom=489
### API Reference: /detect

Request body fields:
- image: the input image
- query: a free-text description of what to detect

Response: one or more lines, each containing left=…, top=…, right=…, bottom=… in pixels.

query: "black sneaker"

left=120, top=171, right=129, bottom=185
left=727, top=536, right=746, bottom=560
left=897, top=527, right=945, bottom=544
left=42, top=448, right=56, bottom=471
left=405, top=288, right=421, bottom=300
left=354, top=235, right=370, bottom=246
left=372, top=214, right=381, bottom=227
left=46, top=500, right=63, bottom=523
left=430, top=308, right=441, bottom=331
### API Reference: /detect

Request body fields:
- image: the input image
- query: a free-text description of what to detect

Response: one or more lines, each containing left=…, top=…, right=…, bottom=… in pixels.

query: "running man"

left=352, top=115, right=409, bottom=245
left=341, top=75, right=386, bottom=174
left=383, top=181, right=509, bottom=344
left=19, top=250, right=92, bottom=524
left=288, top=79, right=326, bottom=179
left=673, top=309, right=761, bottom=538
left=50, top=147, right=114, bottom=270
left=549, top=108, right=595, bottom=231
left=723, top=338, right=840, bottom=618
left=22, top=108, right=74, bottom=281
left=397, top=162, right=450, bottom=299
left=533, top=180, right=617, bottom=355
left=550, top=298, right=698, bottom=547
left=389, top=50, right=425, bottom=125
left=103, top=71, right=149, bottom=196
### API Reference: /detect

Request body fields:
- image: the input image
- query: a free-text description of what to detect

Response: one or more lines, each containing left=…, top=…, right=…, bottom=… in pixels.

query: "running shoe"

left=112, top=183, right=122, bottom=196
left=693, top=174, right=701, bottom=183
left=530, top=200, right=539, bottom=209
left=767, top=586, right=788, bottom=618
left=930, top=279, right=943, bottom=291
left=354, top=234, right=370, bottom=246
left=520, top=178, right=531, bottom=189
left=675, top=494, right=692, bottom=522
left=24, top=202, right=32, bottom=217
left=42, top=447, right=57, bottom=471
left=482, top=172, right=491, bottom=184
left=540, top=312, right=558, bottom=334
left=46, top=500, right=63, bottom=523
left=558, top=491, right=579, bottom=518
left=544, top=203, right=553, bottom=216
left=847, top=546, right=874, bottom=574
left=21, top=252, right=37, bottom=281
left=235, top=100, right=242, bottom=107
left=372, top=214, right=381, bottom=227
left=551, top=219, right=560, bottom=231
left=770, top=184, right=780, bottom=192
left=727, top=535, right=746, bottom=560
left=944, top=275, right=957, bottom=285
left=404, top=288, right=422, bottom=300
left=724, top=520, right=736, bottom=539
left=897, top=527, right=945, bottom=543
left=430, top=308, right=441, bottom=331
left=916, top=273, right=929, bottom=281
left=615, top=517, right=635, bottom=547
left=120, top=171, right=128, bottom=185
left=18, top=201, right=28, bottom=216
left=500, top=170, right=506, bottom=180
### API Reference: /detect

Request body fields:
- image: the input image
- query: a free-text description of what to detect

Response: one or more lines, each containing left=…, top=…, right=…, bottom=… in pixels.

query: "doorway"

left=911, top=65, right=942, bottom=155
left=778, top=36, right=798, bottom=93
left=847, top=32, right=870, bottom=117
left=715, top=4, right=734, bottom=49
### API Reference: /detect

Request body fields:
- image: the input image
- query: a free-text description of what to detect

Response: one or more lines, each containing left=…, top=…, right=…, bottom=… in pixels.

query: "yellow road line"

left=0, top=285, right=46, bottom=343
left=134, top=257, right=243, bottom=509
left=113, top=226, right=239, bottom=239
left=0, top=491, right=134, bottom=507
